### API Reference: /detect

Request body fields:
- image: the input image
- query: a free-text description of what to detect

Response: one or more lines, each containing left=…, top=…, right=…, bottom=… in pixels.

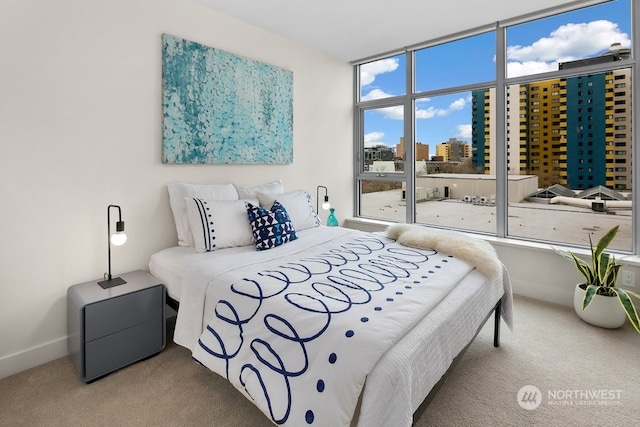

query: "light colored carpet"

left=0, top=295, right=638, bottom=427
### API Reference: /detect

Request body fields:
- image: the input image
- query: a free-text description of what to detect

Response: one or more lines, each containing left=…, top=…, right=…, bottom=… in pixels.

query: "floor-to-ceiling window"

left=357, top=54, right=407, bottom=222
left=354, top=0, right=636, bottom=252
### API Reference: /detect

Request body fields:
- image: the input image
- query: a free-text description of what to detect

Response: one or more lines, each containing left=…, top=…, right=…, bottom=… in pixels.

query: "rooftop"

left=360, top=189, right=632, bottom=252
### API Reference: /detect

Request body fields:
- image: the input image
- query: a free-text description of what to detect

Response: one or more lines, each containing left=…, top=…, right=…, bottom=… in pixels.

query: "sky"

left=360, top=0, right=631, bottom=150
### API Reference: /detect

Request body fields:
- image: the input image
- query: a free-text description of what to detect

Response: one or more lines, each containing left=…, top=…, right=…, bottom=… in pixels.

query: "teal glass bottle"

left=327, top=208, right=339, bottom=227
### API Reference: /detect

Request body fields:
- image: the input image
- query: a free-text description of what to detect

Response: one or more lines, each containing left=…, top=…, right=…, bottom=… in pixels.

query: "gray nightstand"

left=67, top=270, right=166, bottom=382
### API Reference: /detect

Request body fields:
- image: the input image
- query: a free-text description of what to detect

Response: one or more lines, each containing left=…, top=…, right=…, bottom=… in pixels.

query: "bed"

left=150, top=204, right=513, bottom=426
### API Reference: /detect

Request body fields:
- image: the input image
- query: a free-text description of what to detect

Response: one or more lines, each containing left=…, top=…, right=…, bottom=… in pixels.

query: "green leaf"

left=606, top=263, right=621, bottom=287
left=582, top=284, right=600, bottom=310
left=594, top=225, right=618, bottom=259
left=554, top=226, right=621, bottom=288
left=613, top=288, right=640, bottom=333
left=555, top=249, right=593, bottom=284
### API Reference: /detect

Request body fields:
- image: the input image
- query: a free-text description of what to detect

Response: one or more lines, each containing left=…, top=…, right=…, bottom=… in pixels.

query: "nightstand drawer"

left=85, top=317, right=164, bottom=381
left=84, top=285, right=163, bottom=341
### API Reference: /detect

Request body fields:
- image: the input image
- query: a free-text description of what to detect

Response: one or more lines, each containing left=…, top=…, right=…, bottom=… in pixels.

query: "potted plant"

left=555, top=225, right=640, bottom=333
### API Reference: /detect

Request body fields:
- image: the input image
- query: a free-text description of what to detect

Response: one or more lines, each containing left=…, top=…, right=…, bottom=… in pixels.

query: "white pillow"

left=167, top=183, right=238, bottom=247
left=184, top=198, right=258, bottom=253
left=234, top=180, right=284, bottom=199
left=256, top=190, right=320, bottom=231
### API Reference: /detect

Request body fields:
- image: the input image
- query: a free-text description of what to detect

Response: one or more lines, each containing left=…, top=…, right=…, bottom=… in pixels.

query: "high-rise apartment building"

left=471, top=44, right=632, bottom=191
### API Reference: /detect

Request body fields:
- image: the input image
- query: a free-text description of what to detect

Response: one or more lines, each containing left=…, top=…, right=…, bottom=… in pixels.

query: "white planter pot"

left=573, top=284, right=627, bottom=329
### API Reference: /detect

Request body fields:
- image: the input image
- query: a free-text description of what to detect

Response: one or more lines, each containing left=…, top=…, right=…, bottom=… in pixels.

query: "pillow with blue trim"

left=185, top=198, right=257, bottom=253
left=246, top=201, right=297, bottom=250
left=255, top=190, right=320, bottom=231
left=167, top=183, right=238, bottom=247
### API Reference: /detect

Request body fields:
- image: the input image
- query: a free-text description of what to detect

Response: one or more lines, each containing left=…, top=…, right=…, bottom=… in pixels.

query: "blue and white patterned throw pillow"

left=246, top=201, right=297, bottom=250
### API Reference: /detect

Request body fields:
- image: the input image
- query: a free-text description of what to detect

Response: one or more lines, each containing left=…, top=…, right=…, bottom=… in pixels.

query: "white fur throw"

left=386, top=224, right=502, bottom=279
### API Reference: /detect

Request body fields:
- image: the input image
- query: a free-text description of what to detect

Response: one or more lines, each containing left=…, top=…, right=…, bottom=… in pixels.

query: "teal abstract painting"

left=162, top=34, right=293, bottom=164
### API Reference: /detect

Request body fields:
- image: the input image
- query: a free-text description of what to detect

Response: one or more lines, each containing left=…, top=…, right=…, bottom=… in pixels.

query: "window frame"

left=354, top=0, right=639, bottom=253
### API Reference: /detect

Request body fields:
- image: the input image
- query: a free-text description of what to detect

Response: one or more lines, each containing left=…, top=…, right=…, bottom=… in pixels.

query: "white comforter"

left=174, top=227, right=503, bottom=426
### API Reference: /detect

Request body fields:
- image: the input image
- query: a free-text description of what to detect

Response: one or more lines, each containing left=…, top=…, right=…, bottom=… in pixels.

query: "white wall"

left=0, top=0, right=353, bottom=379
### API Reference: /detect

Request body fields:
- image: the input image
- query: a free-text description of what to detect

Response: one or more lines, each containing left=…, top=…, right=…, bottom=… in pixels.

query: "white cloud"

left=361, top=89, right=394, bottom=101
left=455, top=124, right=472, bottom=139
left=360, top=58, right=399, bottom=86
left=507, top=20, right=630, bottom=77
left=507, top=61, right=558, bottom=77
left=364, top=131, right=389, bottom=147
left=378, top=105, right=404, bottom=120
left=369, top=96, right=468, bottom=121
left=449, top=98, right=466, bottom=111
left=415, top=97, right=467, bottom=119
left=364, top=131, right=385, bottom=143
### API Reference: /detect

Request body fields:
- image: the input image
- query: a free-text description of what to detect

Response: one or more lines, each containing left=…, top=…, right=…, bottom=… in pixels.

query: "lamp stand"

left=98, top=276, right=126, bottom=289
left=98, top=205, right=127, bottom=289
left=316, top=185, right=329, bottom=213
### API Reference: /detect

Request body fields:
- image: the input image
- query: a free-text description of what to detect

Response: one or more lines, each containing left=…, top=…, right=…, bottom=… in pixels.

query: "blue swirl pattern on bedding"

left=192, top=234, right=475, bottom=426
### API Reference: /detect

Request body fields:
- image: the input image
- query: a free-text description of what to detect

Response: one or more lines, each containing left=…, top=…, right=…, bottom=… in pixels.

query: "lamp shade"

left=110, top=231, right=127, bottom=246
left=110, top=219, right=127, bottom=246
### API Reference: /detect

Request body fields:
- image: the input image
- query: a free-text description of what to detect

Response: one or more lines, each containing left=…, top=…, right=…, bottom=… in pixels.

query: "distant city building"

left=396, top=137, right=429, bottom=161
left=373, top=160, right=432, bottom=174
left=364, top=144, right=395, bottom=162
left=363, top=144, right=396, bottom=171
left=472, top=43, right=631, bottom=191
left=435, top=138, right=471, bottom=161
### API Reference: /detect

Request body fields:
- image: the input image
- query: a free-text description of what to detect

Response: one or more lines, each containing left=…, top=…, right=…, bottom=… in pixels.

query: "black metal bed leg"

left=493, top=299, right=501, bottom=347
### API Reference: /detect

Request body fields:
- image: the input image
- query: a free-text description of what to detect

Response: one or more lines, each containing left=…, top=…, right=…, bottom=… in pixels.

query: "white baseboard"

left=0, top=337, right=68, bottom=380
left=512, top=278, right=574, bottom=308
